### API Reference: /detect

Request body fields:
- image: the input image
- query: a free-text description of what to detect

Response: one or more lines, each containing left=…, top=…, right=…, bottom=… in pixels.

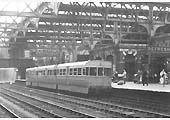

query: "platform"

left=111, top=82, right=170, bottom=93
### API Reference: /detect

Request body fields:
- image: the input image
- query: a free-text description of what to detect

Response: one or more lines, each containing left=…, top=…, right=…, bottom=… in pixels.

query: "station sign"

left=148, top=46, right=170, bottom=53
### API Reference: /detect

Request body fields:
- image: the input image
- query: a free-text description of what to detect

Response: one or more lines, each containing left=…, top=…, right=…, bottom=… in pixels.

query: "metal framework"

left=1, top=2, right=170, bottom=60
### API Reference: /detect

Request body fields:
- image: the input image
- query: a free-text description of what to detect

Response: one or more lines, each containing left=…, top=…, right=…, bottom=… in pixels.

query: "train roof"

left=57, top=60, right=112, bottom=68
left=26, top=65, right=56, bottom=71
left=26, top=67, right=37, bottom=71
left=26, top=60, right=112, bottom=71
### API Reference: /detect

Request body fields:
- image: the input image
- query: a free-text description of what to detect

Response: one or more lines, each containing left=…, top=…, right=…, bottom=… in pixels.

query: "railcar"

left=0, top=68, right=18, bottom=84
left=26, top=60, right=112, bottom=94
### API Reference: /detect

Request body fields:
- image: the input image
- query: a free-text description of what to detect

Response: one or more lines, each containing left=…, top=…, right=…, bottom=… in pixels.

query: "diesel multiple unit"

left=26, top=60, right=112, bottom=94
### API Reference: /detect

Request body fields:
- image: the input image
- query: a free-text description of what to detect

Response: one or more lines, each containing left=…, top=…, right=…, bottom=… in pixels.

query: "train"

left=26, top=60, right=113, bottom=94
left=0, top=68, right=18, bottom=84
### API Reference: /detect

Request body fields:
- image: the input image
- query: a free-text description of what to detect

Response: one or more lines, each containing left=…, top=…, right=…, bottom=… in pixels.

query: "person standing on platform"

left=135, top=69, right=143, bottom=84
left=112, top=71, right=118, bottom=83
left=142, top=69, right=148, bottom=86
left=160, top=69, right=168, bottom=86
left=122, top=69, right=127, bottom=84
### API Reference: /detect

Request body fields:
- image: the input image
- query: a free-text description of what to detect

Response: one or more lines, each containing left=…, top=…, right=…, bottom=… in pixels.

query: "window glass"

left=59, top=69, right=63, bottom=75
left=78, top=68, right=82, bottom=75
left=104, top=68, right=111, bottom=76
left=48, top=70, right=52, bottom=75
left=63, top=69, right=66, bottom=75
left=83, top=68, right=86, bottom=75
left=90, top=67, right=97, bottom=76
left=69, top=68, right=73, bottom=75
left=98, top=67, right=104, bottom=76
left=74, top=68, right=77, bottom=75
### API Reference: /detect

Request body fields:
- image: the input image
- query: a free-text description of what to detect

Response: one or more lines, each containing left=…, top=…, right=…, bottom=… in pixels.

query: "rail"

left=0, top=103, right=20, bottom=118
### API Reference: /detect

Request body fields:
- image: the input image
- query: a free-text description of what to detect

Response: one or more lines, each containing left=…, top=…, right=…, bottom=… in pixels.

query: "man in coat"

left=142, top=70, right=148, bottom=86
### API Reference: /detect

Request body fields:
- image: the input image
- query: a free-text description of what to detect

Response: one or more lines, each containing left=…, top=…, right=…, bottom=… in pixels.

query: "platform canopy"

left=0, top=1, right=170, bottom=60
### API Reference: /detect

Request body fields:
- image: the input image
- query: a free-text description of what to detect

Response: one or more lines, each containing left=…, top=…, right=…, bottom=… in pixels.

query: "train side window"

left=74, top=68, right=77, bottom=75
left=104, top=68, right=111, bottom=76
left=63, top=69, right=66, bottom=75
left=48, top=70, right=51, bottom=75
left=98, top=67, right=104, bottom=76
left=69, top=68, right=73, bottom=75
left=90, top=67, right=97, bottom=76
left=83, top=68, right=86, bottom=75
left=36, top=71, right=38, bottom=75
left=59, top=69, right=63, bottom=75
left=78, top=68, right=82, bottom=75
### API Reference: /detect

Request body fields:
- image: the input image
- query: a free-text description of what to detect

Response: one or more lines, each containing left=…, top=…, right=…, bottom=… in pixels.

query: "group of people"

left=112, top=68, right=169, bottom=86
left=112, top=69, right=149, bottom=86
left=135, top=69, right=149, bottom=86
left=133, top=68, right=169, bottom=86
left=112, top=70, right=127, bottom=84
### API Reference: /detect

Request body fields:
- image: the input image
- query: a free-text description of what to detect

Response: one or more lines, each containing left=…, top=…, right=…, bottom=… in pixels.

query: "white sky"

left=0, top=1, right=168, bottom=24
left=0, top=0, right=168, bottom=45
left=0, top=0, right=41, bottom=23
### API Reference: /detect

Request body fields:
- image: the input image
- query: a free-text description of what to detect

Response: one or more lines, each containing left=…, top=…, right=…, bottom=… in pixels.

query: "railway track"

left=0, top=89, right=96, bottom=118
left=2, top=84, right=170, bottom=118
left=0, top=103, right=20, bottom=118
left=98, top=94, right=170, bottom=114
